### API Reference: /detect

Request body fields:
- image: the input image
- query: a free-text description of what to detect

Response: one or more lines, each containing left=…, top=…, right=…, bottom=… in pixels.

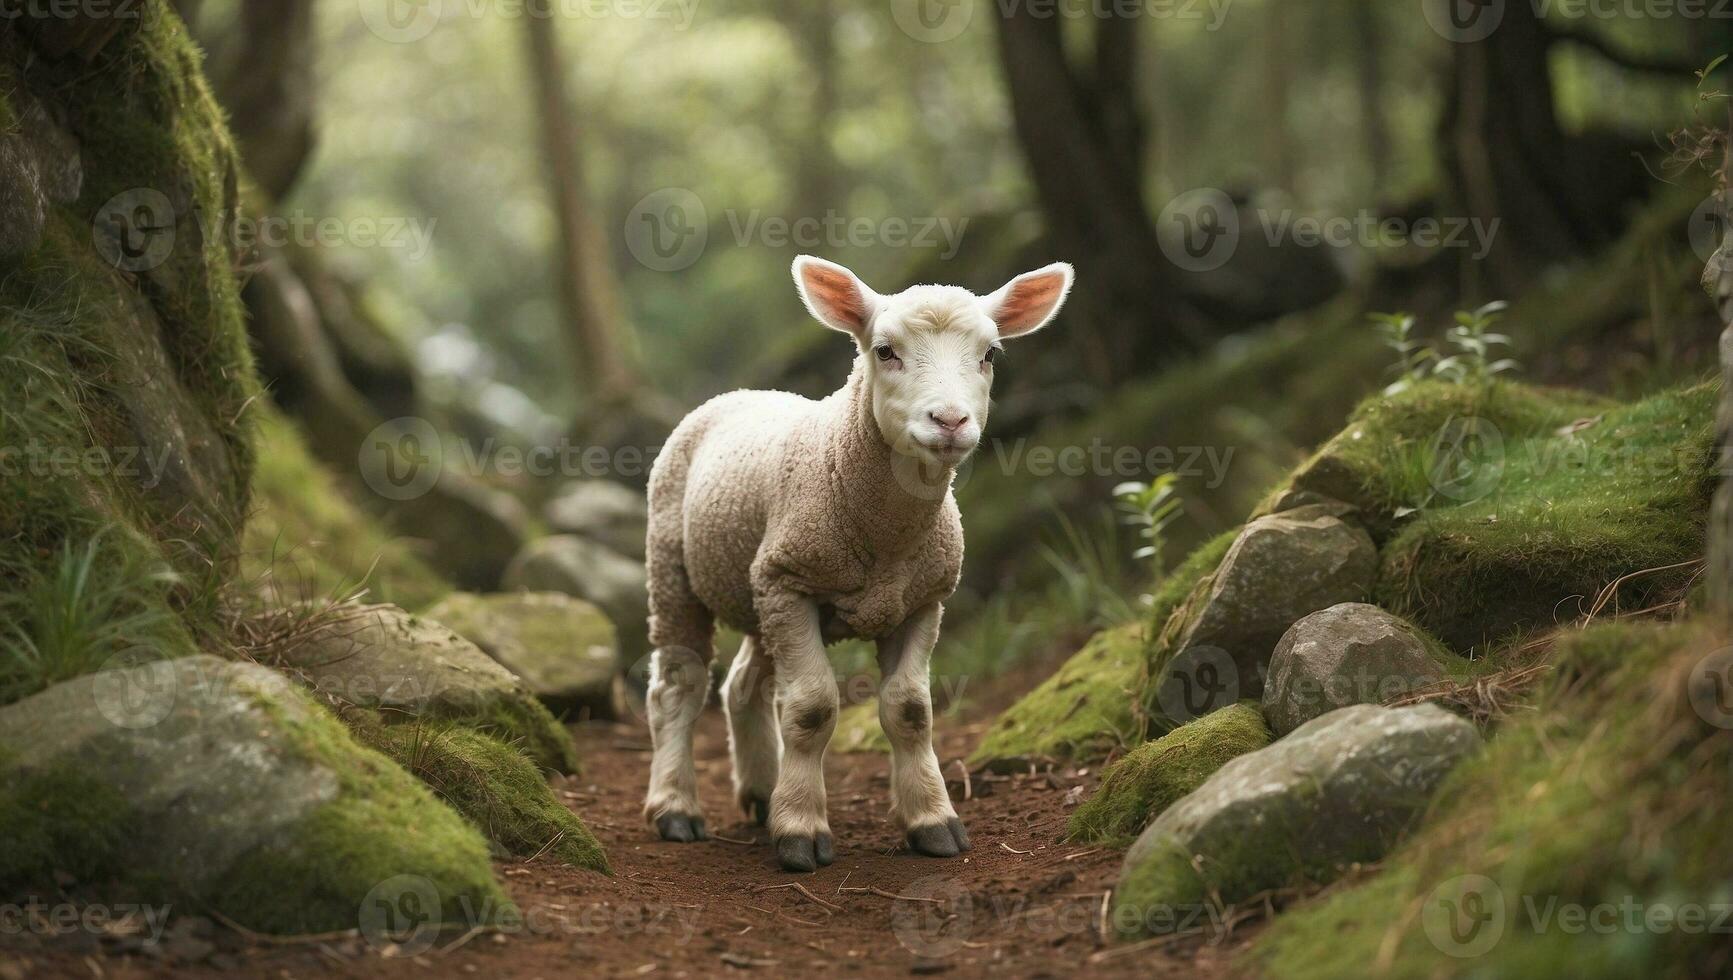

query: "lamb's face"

left=793, top=257, right=1073, bottom=467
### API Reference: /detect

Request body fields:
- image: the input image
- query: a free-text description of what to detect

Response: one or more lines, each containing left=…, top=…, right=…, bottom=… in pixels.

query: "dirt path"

left=8, top=705, right=1246, bottom=979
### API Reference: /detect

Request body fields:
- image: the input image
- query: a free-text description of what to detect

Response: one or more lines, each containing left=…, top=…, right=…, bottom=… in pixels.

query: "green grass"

left=359, top=723, right=609, bottom=874
left=1068, top=701, right=1270, bottom=845
left=1253, top=620, right=1733, bottom=978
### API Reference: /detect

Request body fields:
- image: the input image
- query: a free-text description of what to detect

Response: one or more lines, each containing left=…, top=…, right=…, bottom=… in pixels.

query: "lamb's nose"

left=929, top=410, right=969, bottom=432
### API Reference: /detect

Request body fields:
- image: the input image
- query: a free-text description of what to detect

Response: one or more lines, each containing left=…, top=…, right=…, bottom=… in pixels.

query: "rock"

left=0, top=86, right=82, bottom=263
left=272, top=603, right=579, bottom=773
left=544, top=480, right=648, bottom=560
left=1262, top=603, right=1451, bottom=736
left=425, top=592, right=620, bottom=720
left=504, top=535, right=650, bottom=664
left=1114, top=704, right=1480, bottom=938
left=1068, top=702, right=1271, bottom=844
left=1154, top=504, right=1377, bottom=713
left=393, top=471, right=532, bottom=592
left=0, top=656, right=509, bottom=934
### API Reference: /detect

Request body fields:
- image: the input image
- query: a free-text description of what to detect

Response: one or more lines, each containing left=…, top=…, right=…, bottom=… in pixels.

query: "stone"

left=543, top=480, right=648, bottom=560
left=425, top=592, right=620, bottom=719
left=1262, top=603, right=1451, bottom=735
left=504, top=535, right=650, bottom=664
left=1114, top=704, right=1480, bottom=937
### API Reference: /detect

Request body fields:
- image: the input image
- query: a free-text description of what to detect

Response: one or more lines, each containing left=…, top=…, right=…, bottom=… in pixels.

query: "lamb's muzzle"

left=641, top=255, right=1073, bottom=872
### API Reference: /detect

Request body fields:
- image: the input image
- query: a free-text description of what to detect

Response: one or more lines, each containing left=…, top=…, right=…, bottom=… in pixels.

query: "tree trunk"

left=212, top=0, right=318, bottom=200
left=1705, top=133, right=1733, bottom=615
left=521, top=10, right=639, bottom=404
left=1351, top=0, right=1390, bottom=198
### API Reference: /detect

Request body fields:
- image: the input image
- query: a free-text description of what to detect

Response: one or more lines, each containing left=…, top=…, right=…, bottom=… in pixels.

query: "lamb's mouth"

left=913, top=438, right=976, bottom=464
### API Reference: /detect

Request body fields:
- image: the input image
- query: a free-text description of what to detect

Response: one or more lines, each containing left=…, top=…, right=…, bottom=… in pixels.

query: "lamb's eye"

left=875, top=345, right=896, bottom=362
left=984, top=346, right=1002, bottom=364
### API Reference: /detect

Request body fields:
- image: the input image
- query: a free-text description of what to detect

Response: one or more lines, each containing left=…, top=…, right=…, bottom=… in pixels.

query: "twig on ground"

left=837, top=886, right=945, bottom=904
left=999, top=842, right=1033, bottom=855
left=754, top=882, right=843, bottom=914
left=954, top=759, right=972, bottom=801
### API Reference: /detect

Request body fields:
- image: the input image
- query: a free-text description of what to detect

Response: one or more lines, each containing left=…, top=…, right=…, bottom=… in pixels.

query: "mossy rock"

left=359, top=724, right=609, bottom=874
left=1374, top=382, right=1715, bottom=652
left=1068, top=701, right=1270, bottom=846
left=1253, top=620, right=1732, bottom=978
left=272, top=603, right=580, bottom=773
left=1261, top=603, right=1456, bottom=736
left=1114, top=704, right=1480, bottom=940
left=970, top=622, right=1147, bottom=765
left=0, top=656, right=510, bottom=934
left=834, top=699, right=890, bottom=754
left=426, top=592, right=619, bottom=719
left=504, top=534, right=652, bottom=664
left=245, top=405, right=452, bottom=611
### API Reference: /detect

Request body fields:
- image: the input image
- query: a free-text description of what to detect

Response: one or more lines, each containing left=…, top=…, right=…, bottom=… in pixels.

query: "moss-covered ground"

left=1253, top=621, right=1733, bottom=978
left=970, top=622, right=1149, bottom=764
left=360, top=723, right=609, bottom=874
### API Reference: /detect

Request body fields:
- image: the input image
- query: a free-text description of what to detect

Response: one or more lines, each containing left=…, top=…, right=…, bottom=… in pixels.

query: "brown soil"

left=4, top=683, right=1248, bottom=980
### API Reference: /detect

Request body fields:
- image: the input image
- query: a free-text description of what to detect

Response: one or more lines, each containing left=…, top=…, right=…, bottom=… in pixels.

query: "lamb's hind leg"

left=759, top=594, right=837, bottom=872
left=643, top=565, right=715, bottom=842
left=877, top=603, right=969, bottom=857
left=724, top=634, right=779, bottom=826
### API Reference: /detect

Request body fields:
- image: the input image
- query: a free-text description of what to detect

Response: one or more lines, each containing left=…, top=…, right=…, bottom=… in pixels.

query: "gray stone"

left=426, top=592, right=620, bottom=719
left=1114, top=704, right=1480, bottom=937
left=1161, top=505, right=1377, bottom=705
left=1262, top=603, right=1451, bottom=736
left=544, top=480, right=648, bottom=560
left=0, top=88, right=82, bottom=263
left=504, top=535, right=650, bottom=664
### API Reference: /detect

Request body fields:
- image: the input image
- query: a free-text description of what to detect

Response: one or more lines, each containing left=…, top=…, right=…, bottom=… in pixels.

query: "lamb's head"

left=792, top=255, right=1072, bottom=466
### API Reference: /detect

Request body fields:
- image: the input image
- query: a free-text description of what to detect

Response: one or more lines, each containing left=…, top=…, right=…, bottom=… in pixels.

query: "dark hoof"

left=656, top=813, right=709, bottom=843
left=907, top=818, right=970, bottom=858
left=741, top=793, right=771, bottom=827
left=775, top=832, right=833, bottom=872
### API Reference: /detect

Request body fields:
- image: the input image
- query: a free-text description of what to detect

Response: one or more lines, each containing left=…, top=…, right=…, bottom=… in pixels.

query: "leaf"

left=1112, top=481, right=1147, bottom=497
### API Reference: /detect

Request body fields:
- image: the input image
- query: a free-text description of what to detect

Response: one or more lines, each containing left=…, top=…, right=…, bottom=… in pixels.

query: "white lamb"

left=642, top=255, right=1073, bottom=872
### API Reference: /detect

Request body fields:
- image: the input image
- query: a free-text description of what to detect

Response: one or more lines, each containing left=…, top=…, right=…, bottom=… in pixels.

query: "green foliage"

left=0, top=752, right=133, bottom=888
left=360, top=723, right=609, bottom=874
left=1114, top=474, right=1184, bottom=575
left=1374, top=302, right=1518, bottom=397
left=1254, top=622, right=1732, bottom=978
left=1068, top=702, right=1269, bottom=846
left=0, top=531, right=189, bottom=707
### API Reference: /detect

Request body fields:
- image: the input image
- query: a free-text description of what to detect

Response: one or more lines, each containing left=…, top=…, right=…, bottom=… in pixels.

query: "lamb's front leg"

left=876, top=603, right=969, bottom=857
left=759, top=594, right=838, bottom=872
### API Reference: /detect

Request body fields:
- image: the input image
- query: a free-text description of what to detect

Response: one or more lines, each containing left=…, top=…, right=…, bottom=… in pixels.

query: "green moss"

left=360, top=725, right=609, bottom=874
left=0, top=754, right=133, bottom=887
left=970, top=622, right=1148, bottom=764
left=245, top=406, right=451, bottom=611
left=834, top=699, right=890, bottom=754
left=212, top=694, right=513, bottom=935
left=1374, top=382, right=1715, bottom=651
left=1254, top=621, right=1730, bottom=978
left=451, top=694, right=581, bottom=776
left=1068, top=702, right=1270, bottom=846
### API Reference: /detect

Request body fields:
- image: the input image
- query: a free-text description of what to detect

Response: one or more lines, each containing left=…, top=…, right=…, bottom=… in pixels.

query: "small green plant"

left=1113, top=474, right=1184, bottom=577
left=1373, top=301, right=1519, bottom=394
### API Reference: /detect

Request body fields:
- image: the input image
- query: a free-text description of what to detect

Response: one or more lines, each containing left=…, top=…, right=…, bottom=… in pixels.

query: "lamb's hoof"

left=740, top=792, right=771, bottom=827
left=907, top=818, right=971, bottom=858
left=655, top=813, right=709, bottom=843
left=775, top=832, right=835, bottom=872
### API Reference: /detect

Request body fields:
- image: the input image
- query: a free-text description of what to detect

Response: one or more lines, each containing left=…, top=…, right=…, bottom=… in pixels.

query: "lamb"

left=641, top=255, right=1073, bottom=872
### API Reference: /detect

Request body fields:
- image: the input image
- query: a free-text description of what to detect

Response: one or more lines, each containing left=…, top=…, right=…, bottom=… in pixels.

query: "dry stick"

left=834, top=870, right=854, bottom=895
left=953, top=759, right=972, bottom=801
left=1085, top=929, right=1204, bottom=964
left=208, top=910, right=361, bottom=946
left=710, top=833, right=754, bottom=845
left=527, top=829, right=567, bottom=863
left=999, top=842, right=1033, bottom=855
left=1096, top=890, right=1112, bottom=945
left=1062, top=848, right=1101, bottom=861
left=837, top=886, right=946, bottom=904
left=754, top=882, right=844, bottom=914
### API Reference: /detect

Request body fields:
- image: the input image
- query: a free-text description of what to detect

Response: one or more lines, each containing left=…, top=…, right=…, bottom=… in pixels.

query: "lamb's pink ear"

left=793, top=255, right=879, bottom=340
left=981, top=262, right=1074, bottom=339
